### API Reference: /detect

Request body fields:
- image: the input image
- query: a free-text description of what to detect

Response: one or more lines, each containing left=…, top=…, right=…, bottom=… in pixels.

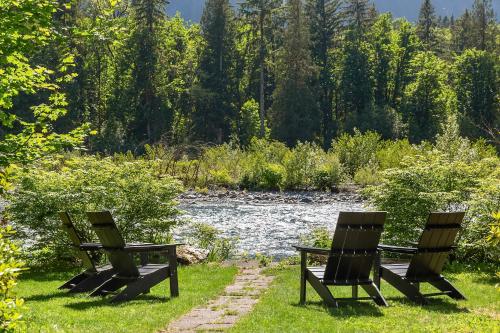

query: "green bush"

left=459, top=176, right=500, bottom=263
left=312, top=154, right=343, bottom=190
left=199, top=144, right=243, bottom=186
left=283, top=142, right=322, bottom=190
left=365, top=147, right=499, bottom=263
left=188, top=222, right=237, bottom=262
left=6, top=155, right=183, bottom=266
left=258, top=163, right=285, bottom=190
left=376, top=139, right=420, bottom=170
left=240, top=139, right=289, bottom=190
left=208, top=168, right=235, bottom=187
left=333, top=129, right=382, bottom=176
left=300, top=227, right=331, bottom=248
left=353, top=165, right=381, bottom=186
left=0, top=226, right=24, bottom=332
left=238, top=99, right=261, bottom=146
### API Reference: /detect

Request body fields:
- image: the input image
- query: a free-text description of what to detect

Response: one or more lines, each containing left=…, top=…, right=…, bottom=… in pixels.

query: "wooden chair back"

left=87, top=211, right=140, bottom=278
left=406, top=212, right=465, bottom=280
left=59, top=212, right=96, bottom=270
left=324, top=211, right=386, bottom=284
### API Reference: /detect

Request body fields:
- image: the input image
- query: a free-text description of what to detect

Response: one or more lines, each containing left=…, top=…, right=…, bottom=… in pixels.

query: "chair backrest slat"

left=87, top=211, right=140, bottom=278
left=406, top=212, right=465, bottom=279
left=58, top=212, right=96, bottom=271
left=324, top=211, right=386, bottom=283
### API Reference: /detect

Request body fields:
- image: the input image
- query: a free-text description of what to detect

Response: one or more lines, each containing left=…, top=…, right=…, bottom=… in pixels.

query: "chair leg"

left=90, top=277, right=128, bottom=297
left=58, top=272, right=89, bottom=290
left=306, top=272, right=338, bottom=308
left=69, top=270, right=115, bottom=293
left=381, top=268, right=428, bottom=305
left=299, top=251, right=307, bottom=305
left=362, top=283, right=388, bottom=306
left=111, top=268, right=169, bottom=303
left=110, top=280, right=151, bottom=303
left=429, top=278, right=466, bottom=300
left=352, top=285, right=358, bottom=298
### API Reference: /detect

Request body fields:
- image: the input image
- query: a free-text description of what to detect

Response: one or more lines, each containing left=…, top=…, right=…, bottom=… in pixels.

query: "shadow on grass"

left=293, top=301, right=384, bottom=317
left=386, top=296, right=469, bottom=314
left=64, top=294, right=171, bottom=310
left=24, top=291, right=72, bottom=302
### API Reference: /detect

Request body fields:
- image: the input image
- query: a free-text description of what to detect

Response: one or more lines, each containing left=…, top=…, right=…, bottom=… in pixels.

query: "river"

left=177, top=190, right=366, bottom=258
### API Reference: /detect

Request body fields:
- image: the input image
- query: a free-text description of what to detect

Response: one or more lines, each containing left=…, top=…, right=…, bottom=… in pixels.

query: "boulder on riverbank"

left=177, top=245, right=209, bottom=265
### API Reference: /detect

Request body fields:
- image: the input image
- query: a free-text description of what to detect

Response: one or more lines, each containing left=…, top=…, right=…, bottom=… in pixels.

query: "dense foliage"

left=0, top=226, right=24, bottom=332
left=365, top=124, right=499, bottom=263
left=2, top=0, right=497, bottom=152
left=6, top=156, right=183, bottom=266
left=0, top=0, right=90, bottom=193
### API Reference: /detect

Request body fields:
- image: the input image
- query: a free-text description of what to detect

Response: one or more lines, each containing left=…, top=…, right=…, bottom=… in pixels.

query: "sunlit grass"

left=17, top=264, right=238, bottom=333
left=230, top=265, right=500, bottom=333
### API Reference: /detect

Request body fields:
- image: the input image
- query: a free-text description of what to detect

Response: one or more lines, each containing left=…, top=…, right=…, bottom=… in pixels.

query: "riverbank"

left=179, top=187, right=364, bottom=205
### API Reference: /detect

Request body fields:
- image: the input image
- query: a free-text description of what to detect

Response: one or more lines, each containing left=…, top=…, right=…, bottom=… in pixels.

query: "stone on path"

left=161, top=262, right=274, bottom=333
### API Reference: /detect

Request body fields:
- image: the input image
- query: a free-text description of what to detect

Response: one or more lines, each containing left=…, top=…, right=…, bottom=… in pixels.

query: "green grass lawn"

left=230, top=265, right=500, bottom=333
left=17, top=264, right=238, bottom=333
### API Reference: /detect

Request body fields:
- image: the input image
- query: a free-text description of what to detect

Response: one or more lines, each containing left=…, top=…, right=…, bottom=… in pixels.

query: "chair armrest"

left=79, top=243, right=103, bottom=251
left=293, top=245, right=330, bottom=256
left=378, top=244, right=418, bottom=254
left=123, top=243, right=185, bottom=253
left=79, top=242, right=154, bottom=251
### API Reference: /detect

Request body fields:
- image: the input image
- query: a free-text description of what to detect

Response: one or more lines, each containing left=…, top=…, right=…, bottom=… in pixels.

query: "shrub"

left=258, top=163, right=285, bottom=190
left=188, top=222, right=237, bottom=262
left=239, top=139, right=289, bottom=190
left=364, top=152, right=484, bottom=244
left=333, top=129, right=381, bottom=176
left=312, top=154, right=343, bottom=190
left=459, top=176, right=500, bottom=263
left=283, top=142, right=322, bottom=190
left=353, top=165, right=381, bottom=186
left=208, top=169, right=235, bottom=187
left=300, top=227, right=331, bottom=248
left=200, top=143, right=243, bottom=187
left=239, top=99, right=261, bottom=146
left=0, top=226, right=24, bottom=332
left=6, top=155, right=183, bottom=266
left=376, top=139, right=419, bottom=170
left=365, top=146, right=499, bottom=263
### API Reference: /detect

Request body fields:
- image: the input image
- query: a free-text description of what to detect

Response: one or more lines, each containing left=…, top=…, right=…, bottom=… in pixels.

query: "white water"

left=177, top=198, right=365, bottom=258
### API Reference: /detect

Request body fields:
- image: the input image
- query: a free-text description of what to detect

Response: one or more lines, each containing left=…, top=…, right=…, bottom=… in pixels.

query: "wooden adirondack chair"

left=58, top=212, right=115, bottom=293
left=377, top=212, right=466, bottom=305
left=294, top=211, right=388, bottom=308
left=86, top=211, right=182, bottom=303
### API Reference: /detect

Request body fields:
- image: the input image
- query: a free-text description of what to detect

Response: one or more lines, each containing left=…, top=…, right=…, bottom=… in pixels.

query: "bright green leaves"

left=0, top=0, right=91, bottom=195
left=0, top=225, right=25, bottom=332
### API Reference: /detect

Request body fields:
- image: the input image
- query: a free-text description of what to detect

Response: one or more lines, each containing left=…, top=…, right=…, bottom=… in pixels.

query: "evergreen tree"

left=340, top=29, right=373, bottom=132
left=305, top=0, right=343, bottom=148
left=452, top=9, right=475, bottom=53
left=471, top=0, right=496, bottom=51
left=129, top=0, right=170, bottom=144
left=401, top=52, right=451, bottom=142
left=455, top=49, right=498, bottom=141
left=192, top=0, right=238, bottom=143
left=391, top=19, right=419, bottom=109
left=416, top=0, right=437, bottom=49
left=269, top=0, right=319, bottom=146
left=240, top=0, right=281, bottom=138
left=344, top=0, right=373, bottom=37
left=370, top=13, right=393, bottom=108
